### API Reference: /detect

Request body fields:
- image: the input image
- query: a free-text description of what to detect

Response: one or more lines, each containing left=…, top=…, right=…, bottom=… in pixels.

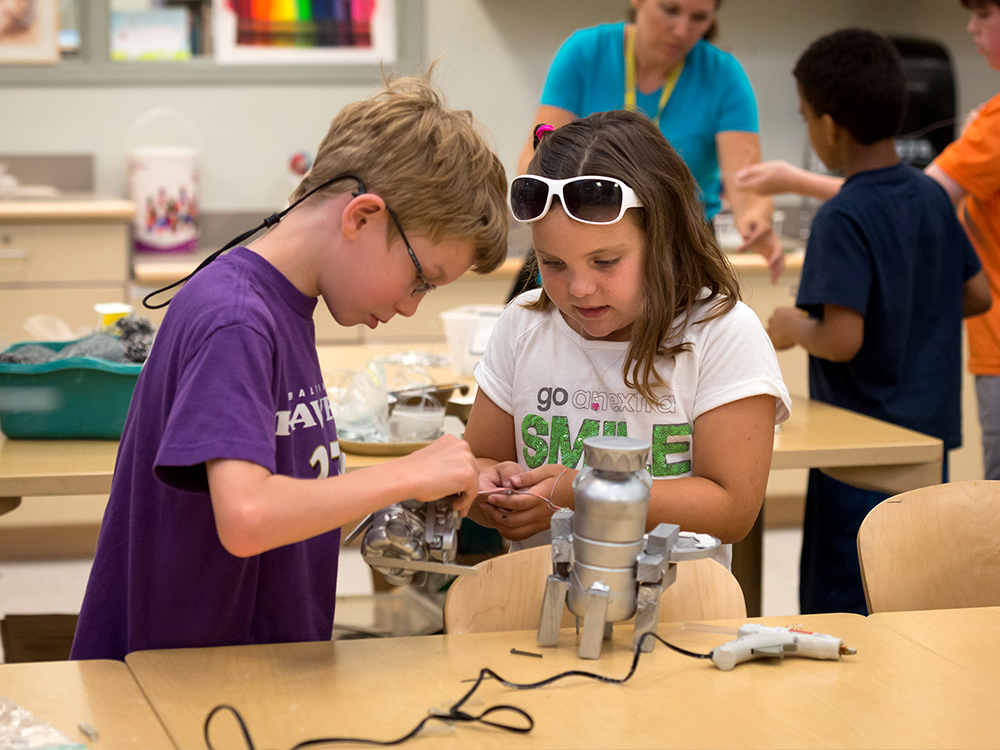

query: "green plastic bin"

left=0, top=340, right=142, bottom=440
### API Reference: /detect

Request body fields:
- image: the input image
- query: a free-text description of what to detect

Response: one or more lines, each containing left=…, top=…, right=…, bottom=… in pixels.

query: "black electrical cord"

left=202, top=631, right=712, bottom=750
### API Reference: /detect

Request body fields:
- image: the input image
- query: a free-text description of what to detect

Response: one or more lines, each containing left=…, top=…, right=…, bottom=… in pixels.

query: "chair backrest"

left=857, top=480, right=1000, bottom=613
left=443, top=544, right=746, bottom=634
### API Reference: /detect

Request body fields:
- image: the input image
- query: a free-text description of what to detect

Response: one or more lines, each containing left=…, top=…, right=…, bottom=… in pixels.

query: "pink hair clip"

left=532, top=123, right=555, bottom=149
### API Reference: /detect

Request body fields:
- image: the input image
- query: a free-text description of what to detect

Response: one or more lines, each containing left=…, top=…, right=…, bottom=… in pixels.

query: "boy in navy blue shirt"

left=766, top=28, right=991, bottom=614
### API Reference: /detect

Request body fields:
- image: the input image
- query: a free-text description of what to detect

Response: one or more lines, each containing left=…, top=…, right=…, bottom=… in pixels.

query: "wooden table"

left=0, top=436, right=117, bottom=517
left=0, top=349, right=940, bottom=506
left=0, top=345, right=943, bottom=614
left=0, top=659, right=173, bottom=749
left=125, top=613, right=1000, bottom=750
left=869, top=606, right=1000, bottom=686
left=771, top=398, right=943, bottom=495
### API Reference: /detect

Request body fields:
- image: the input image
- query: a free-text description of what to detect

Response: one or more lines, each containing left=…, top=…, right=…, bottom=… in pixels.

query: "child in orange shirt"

left=925, top=0, right=1000, bottom=478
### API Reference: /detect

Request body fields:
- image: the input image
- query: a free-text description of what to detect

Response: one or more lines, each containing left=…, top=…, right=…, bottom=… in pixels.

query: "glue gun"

left=689, top=623, right=857, bottom=671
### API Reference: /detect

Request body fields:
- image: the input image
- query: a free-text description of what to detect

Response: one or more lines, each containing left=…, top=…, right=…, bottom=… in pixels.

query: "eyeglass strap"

left=142, top=174, right=366, bottom=310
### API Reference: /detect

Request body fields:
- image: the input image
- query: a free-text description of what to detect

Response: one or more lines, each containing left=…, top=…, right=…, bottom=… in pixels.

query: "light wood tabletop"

left=772, top=397, right=942, bottom=495
left=0, top=346, right=941, bottom=502
left=0, top=396, right=938, bottom=493
left=125, top=613, right=1000, bottom=750
left=0, top=659, right=173, bottom=749
left=868, top=606, right=1000, bottom=686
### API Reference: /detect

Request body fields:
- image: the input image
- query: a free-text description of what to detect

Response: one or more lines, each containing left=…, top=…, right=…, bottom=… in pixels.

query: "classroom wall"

left=0, top=0, right=995, bottom=214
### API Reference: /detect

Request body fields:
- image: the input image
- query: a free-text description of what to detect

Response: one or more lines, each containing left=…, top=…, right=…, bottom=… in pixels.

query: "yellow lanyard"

left=624, top=24, right=684, bottom=122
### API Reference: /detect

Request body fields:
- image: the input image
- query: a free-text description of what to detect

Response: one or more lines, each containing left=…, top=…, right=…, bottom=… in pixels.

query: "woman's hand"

left=735, top=210, right=785, bottom=283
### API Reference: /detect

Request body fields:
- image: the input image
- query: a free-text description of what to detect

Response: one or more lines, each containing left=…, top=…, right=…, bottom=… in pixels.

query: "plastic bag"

left=0, top=695, right=83, bottom=749
left=327, top=362, right=390, bottom=442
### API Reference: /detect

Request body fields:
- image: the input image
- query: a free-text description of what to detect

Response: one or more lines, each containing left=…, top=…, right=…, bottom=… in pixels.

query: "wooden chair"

left=443, top=544, right=746, bottom=634
left=857, top=480, right=1000, bottom=613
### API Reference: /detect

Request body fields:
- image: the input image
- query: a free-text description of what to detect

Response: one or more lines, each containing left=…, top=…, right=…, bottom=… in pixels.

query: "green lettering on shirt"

left=550, top=416, right=599, bottom=467
left=520, top=414, right=604, bottom=469
left=651, top=422, right=692, bottom=477
left=522, top=414, right=550, bottom=468
left=603, top=420, right=628, bottom=436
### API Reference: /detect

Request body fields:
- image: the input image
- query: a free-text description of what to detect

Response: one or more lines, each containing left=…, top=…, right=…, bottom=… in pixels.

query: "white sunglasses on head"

left=509, top=174, right=643, bottom=225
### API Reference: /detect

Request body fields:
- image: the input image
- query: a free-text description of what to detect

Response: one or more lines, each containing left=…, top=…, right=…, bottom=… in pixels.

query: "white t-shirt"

left=474, top=289, right=792, bottom=566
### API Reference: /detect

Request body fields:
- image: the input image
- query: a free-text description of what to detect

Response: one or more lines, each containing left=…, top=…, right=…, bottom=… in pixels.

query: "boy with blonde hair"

left=72, top=75, right=509, bottom=660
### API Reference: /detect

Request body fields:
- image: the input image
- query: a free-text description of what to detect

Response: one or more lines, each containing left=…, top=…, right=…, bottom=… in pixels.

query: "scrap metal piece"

left=578, top=581, right=611, bottom=660
left=362, top=555, right=477, bottom=578
left=633, top=583, right=663, bottom=652
left=538, top=574, right=570, bottom=646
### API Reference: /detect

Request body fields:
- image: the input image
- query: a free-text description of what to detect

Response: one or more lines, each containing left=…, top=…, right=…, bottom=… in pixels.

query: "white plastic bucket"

left=127, top=107, right=201, bottom=254
left=440, top=305, right=504, bottom=377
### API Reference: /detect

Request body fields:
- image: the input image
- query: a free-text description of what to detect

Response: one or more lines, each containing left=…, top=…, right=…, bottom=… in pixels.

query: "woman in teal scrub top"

left=516, top=0, right=783, bottom=280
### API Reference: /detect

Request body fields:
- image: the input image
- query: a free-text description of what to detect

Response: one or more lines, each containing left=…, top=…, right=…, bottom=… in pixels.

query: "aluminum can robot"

left=567, top=436, right=653, bottom=621
left=539, top=435, right=720, bottom=659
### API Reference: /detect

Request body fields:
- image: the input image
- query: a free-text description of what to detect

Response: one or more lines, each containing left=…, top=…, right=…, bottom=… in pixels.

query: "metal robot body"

left=568, top=461, right=651, bottom=622
left=539, top=436, right=721, bottom=660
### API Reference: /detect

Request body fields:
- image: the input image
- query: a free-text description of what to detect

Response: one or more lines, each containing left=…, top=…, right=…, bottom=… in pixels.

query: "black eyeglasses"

left=384, top=205, right=435, bottom=296
left=509, top=175, right=643, bottom=225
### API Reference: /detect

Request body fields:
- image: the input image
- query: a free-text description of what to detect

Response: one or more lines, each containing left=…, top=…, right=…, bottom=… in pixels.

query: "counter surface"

left=0, top=196, right=135, bottom=222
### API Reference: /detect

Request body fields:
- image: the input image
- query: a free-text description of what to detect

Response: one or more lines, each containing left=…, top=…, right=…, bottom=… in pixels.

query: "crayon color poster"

left=213, top=0, right=394, bottom=64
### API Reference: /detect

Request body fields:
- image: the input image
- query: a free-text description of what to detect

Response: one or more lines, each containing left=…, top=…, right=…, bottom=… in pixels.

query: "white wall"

left=1, top=0, right=995, bottom=213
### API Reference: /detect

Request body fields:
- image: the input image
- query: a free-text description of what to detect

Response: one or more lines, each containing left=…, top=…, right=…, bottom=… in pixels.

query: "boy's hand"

left=767, top=306, right=807, bottom=350
left=400, top=434, right=479, bottom=515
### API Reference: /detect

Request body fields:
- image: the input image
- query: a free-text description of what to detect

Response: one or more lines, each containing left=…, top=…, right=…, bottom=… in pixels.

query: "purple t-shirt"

left=71, top=248, right=341, bottom=661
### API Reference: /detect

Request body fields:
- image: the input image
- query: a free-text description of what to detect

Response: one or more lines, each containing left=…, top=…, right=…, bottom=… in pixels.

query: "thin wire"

left=475, top=488, right=551, bottom=503
left=546, top=469, right=569, bottom=512
left=202, top=632, right=711, bottom=750
left=476, top=479, right=566, bottom=514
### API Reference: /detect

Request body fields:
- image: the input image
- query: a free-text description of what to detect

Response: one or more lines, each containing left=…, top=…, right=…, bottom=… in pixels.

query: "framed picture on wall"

left=0, top=0, right=58, bottom=64
left=212, top=0, right=396, bottom=66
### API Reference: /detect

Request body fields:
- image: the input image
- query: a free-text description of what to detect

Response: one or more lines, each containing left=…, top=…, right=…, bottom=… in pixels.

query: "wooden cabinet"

left=0, top=198, right=134, bottom=347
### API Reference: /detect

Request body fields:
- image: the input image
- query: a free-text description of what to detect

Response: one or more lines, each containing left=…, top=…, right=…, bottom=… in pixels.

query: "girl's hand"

left=477, top=461, right=523, bottom=496
left=478, top=492, right=552, bottom=541
left=478, top=465, right=574, bottom=541
left=478, top=465, right=571, bottom=542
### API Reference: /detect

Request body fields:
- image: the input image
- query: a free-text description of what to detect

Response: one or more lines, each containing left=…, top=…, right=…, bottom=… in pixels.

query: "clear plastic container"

left=439, top=305, right=504, bottom=376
